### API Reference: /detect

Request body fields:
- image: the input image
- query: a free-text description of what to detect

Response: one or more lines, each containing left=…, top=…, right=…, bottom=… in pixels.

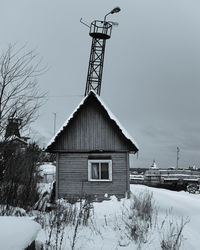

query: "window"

left=88, top=160, right=112, bottom=181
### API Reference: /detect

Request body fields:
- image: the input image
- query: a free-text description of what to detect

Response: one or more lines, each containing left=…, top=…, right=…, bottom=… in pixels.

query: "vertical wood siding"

left=58, top=152, right=128, bottom=198
left=53, top=99, right=130, bottom=152
left=56, top=153, right=59, bottom=200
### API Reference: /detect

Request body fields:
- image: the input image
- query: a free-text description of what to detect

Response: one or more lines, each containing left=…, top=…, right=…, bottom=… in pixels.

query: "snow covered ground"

left=1, top=184, right=199, bottom=250
left=132, top=185, right=200, bottom=250
left=35, top=184, right=200, bottom=250
left=0, top=216, right=41, bottom=250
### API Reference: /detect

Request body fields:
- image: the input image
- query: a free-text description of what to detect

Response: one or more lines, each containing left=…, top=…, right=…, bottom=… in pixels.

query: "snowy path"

left=132, top=184, right=200, bottom=250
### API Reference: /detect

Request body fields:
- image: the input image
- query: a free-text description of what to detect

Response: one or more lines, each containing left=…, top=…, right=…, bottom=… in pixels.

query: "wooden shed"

left=46, top=91, right=139, bottom=199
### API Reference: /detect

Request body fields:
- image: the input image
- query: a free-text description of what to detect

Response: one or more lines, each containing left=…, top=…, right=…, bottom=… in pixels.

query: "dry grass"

left=35, top=197, right=94, bottom=250
left=115, top=190, right=157, bottom=249
left=159, top=211, right=190, bottom=250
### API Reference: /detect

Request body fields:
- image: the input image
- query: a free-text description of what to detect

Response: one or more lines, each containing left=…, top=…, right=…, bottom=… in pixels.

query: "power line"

left=48, top=95, right=83, bottom=98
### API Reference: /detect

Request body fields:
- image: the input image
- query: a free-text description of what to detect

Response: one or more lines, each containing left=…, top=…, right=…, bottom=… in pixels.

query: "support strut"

left=85, top=37, right=106, bottom=96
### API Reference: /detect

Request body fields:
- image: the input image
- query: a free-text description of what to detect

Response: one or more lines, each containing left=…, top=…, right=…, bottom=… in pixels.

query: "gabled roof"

left=6, top=135, right=28, bottom=145
left=45, top=91, right=139, bottom=153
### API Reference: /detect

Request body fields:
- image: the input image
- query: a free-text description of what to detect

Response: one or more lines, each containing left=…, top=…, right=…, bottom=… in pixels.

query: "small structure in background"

left=5, top=118, right=21, bottom=139
left=38, top=163, right=56, bottom=183
left=4, top=118, right=29, bottom=148
left=150, top=160, right=158, bottom=169
left=0, top=118, right=29, bottom=161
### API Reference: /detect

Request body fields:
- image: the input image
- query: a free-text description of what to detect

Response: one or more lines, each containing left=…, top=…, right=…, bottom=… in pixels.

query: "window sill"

left=88, top=179, right=112, bottom=182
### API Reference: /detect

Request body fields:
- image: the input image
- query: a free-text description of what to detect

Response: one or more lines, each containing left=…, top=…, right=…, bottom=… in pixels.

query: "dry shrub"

left=116, top=190, right=190, bottom=250
left=116, top=190, right=157, bottom=249
left=35, top=197, right=93, bottom=250
left=0, top=205, right=26, bottom=216
left=130, top=191, right=154, bottom=225
left=159, top=211, right=189, bottom=250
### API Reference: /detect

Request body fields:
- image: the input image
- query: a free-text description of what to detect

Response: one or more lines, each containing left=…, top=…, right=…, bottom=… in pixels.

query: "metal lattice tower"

left=84, top=7, right=120, bottom=96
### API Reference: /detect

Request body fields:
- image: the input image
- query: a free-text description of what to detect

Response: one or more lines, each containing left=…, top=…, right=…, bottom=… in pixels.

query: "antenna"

left=83, top=7, right=121, bottom=96
left=53, top=113, right=56, bottom=135
left=80, top=18, right=90, bottom=28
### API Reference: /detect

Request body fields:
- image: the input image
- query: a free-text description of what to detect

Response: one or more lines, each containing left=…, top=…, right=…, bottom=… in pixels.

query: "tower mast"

left=84, top=7, right=120, bottom=96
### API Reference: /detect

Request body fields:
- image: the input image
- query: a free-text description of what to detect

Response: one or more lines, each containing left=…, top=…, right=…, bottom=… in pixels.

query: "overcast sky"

left=1, top=0, right=200, bottom=168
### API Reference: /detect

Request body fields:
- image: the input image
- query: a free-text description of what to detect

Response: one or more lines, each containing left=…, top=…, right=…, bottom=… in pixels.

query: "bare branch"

left=0, top=44, right=47, bottom=137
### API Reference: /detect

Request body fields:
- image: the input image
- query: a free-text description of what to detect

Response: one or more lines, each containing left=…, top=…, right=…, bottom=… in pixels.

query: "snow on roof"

left=0, top=216, right=41, bottom=250
left=45, top=90, right=139, bottom=152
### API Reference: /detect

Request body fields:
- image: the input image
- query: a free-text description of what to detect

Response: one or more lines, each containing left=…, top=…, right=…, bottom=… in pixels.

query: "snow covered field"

left=132, top=185, right=200, bottom=250
left=1, top=184, right=199, bottom=250
left=35, top=184, right=200, bottom=250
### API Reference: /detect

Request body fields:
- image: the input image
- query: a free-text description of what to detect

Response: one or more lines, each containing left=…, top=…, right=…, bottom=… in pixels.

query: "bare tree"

left=0, top=44, right=47, bottom=137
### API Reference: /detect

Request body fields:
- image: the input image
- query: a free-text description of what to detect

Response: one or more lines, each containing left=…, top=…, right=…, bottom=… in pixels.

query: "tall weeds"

left=159, top=211, right=189, bottom=250
left=35, top=197, right=93, bottom=250
left=116, top=190, right=188, bottom=250
left=117, top=190, right=156, bottom=249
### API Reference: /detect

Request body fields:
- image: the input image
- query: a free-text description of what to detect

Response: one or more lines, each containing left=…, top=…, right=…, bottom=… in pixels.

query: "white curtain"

left=92, top=163, right=99, bottom=179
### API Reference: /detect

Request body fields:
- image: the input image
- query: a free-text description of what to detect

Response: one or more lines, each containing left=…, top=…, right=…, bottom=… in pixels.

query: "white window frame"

left=88, top=159, right=112, bottom=182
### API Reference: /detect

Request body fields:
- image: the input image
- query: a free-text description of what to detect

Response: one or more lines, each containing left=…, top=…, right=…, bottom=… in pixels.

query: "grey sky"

left=1, top=0, right=200, bottom=168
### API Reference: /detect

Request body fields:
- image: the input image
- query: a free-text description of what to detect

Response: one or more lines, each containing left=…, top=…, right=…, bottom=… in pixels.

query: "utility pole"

left=53, top=113, right=56, bottom=135
left=176, top=147, right=180, bottom=169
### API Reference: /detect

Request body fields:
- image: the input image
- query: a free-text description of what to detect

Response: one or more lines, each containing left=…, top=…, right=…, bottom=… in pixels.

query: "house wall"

left=57, top=152, right=129, bottom=199
left=52, top=99, right=131, bottom=152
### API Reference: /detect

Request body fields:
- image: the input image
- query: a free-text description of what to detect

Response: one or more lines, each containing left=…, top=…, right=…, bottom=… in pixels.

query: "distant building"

left=0, top=118, right=29, bottom=160
left=38, top=163, right=56, bottom=183
left=150, top=160, right=158, bottom=169
left=5, top=118, right=29, bottom=149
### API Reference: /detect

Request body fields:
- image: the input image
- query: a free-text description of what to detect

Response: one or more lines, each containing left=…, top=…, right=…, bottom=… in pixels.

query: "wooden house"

left=46, top=91, right=139, bottom=199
